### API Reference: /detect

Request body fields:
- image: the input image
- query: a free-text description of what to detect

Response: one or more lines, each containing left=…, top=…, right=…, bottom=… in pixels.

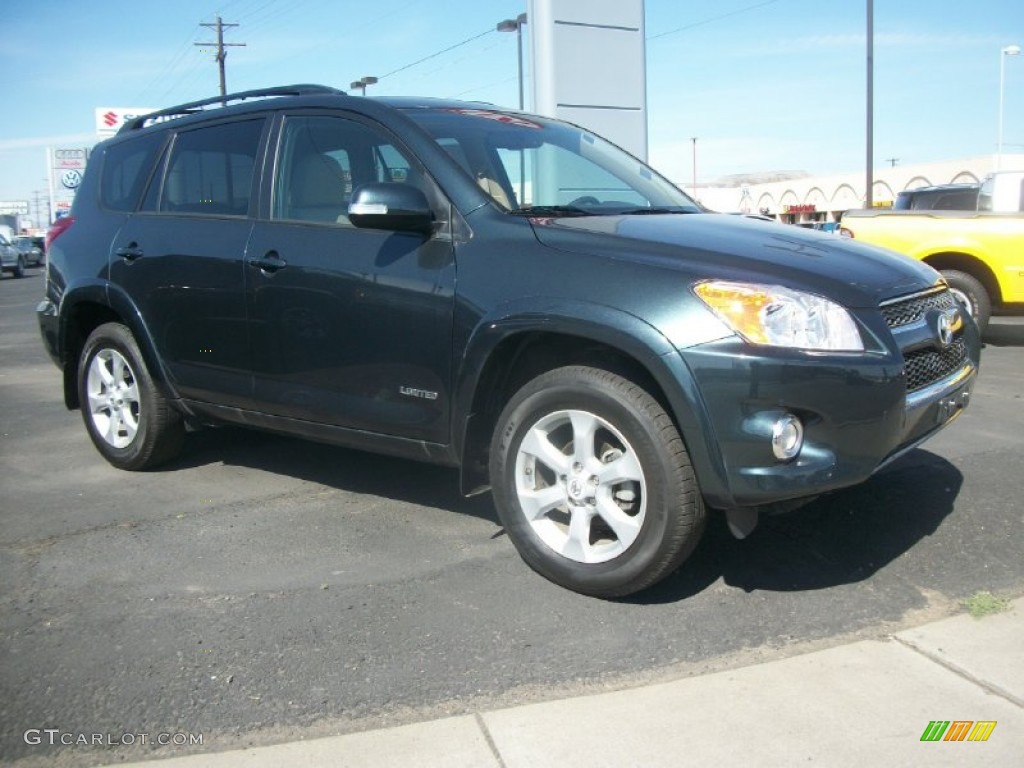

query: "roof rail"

left=119, top=84, right=345, bottom=133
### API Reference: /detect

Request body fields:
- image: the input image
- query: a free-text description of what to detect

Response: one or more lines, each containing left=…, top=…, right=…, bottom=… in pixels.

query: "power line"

left=233, top=0, right=281, bottom=23
left=258, top=0, right=427, bottom=63
left=379, top=27, right=494, bottom=80
left=401, top=35, right=509, bottom=86
left=154, top=55, right=209, bottom=105
left=647, top=0, right=784, bottom=42
left=242, top=0, right=319, bottom=35
left=130, top=24, right=202, bottom=104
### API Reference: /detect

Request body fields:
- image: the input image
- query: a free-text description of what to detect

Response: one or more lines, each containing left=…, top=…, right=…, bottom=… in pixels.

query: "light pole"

left=497, top=13, right=527, bottom=109
left=498, top=14, right=528, bottom=205
left=998, top=44, right=1021, bottom=170
left=349, top=76, right=378, bottom=96
left=690, top=137, right=698, bottom=200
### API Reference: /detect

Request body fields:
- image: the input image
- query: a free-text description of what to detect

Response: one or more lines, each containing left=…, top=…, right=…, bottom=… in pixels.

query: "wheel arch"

left=923, top=252, right=1002, bottom=306
left=453, top=302, right=725, bottom=500
left=58, top=283, right=176, bottom=410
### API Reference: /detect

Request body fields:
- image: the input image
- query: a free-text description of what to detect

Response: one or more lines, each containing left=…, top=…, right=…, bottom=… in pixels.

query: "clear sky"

left=1, top=0, right=1022, bottom=220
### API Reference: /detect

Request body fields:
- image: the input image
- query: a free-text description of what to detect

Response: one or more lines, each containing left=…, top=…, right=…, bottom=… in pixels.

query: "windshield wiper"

left=613, top=207, right=700, bottom=215
left=507, top=205, right=595, bottom=217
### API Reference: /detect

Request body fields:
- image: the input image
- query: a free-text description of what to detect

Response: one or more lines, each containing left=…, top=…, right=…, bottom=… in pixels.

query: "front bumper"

left=881, top=361, right=974, bottom=468
left=677, top=334, right=978, bottom=510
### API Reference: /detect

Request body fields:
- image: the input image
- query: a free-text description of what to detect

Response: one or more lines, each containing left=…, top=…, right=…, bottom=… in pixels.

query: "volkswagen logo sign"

left=61, top=169, right=83, bottom=190
left=936, top=307, right=959, bottom=347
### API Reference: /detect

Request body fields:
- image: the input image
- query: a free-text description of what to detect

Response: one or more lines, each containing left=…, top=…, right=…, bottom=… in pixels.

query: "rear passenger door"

left=110, top=118, right=267, bottom=408
left=244, top=112, right=456, bottom=443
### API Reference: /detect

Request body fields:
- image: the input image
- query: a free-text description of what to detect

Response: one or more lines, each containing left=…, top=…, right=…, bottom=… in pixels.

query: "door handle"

left=247, top=253, right=288, bottom=273
left=115, top=243, right=144, bottom=261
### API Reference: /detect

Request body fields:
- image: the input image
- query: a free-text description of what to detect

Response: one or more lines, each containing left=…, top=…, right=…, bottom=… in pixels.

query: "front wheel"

left=489, top=366, right=705, bottom=598
left=78, top=322, right=184, bottom=470
left=13, top=257, right=25, bottom=278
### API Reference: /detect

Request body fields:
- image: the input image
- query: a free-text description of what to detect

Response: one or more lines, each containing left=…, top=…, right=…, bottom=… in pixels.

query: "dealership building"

left=686, top=153, right=1024, bottom=224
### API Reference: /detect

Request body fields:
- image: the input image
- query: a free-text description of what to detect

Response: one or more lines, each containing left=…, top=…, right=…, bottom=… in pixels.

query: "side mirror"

left=348, top=182, right=434, bottom=234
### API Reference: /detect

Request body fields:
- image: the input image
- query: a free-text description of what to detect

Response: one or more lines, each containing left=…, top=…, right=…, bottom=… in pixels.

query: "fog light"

left=771, top=414, right=804, bottom=461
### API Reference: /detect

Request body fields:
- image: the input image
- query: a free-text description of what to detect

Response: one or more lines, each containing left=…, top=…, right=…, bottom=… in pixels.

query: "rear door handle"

left=247, top=252, right=288, bottom=274
left=115, top=243, right=144, bottom=261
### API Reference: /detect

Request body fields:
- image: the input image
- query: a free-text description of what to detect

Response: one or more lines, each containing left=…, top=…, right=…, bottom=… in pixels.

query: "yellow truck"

left=840, top=171, right=1024, bottom=332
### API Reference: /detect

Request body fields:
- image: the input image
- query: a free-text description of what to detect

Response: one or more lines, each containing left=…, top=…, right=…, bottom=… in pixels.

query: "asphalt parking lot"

left=2, top=267, right=1023, bottom=767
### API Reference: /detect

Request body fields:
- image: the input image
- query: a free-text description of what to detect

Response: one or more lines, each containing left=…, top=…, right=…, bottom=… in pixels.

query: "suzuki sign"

left=95, top=107, right=156, bottom=137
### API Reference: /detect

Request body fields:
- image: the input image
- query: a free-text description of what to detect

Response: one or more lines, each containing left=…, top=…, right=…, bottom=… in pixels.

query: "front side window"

left=274, top=115, right=426, bottom=225
left=159, top=120, right=263, bottom=216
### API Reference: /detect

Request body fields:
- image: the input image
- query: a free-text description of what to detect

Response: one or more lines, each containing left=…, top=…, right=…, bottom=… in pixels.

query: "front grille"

left=904, top=338, right=968, bottom=391
left=880, top=289, right=956, bottom=328
left=881, top=288, right=970, bottom=392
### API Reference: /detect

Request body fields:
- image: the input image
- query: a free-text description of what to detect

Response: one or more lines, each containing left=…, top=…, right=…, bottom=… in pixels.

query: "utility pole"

left=196, top=16, right=246, bottom=104
left=865, top=0, right=874, bottom=207
left=886, top=158, right=899, bottom=167
left=31, top=189, right=47, bottom=229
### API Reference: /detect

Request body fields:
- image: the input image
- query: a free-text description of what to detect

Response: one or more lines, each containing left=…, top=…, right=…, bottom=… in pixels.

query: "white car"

left=12, top=235, right=44, bottom=266
left=0, top=234, right=26, bottom=278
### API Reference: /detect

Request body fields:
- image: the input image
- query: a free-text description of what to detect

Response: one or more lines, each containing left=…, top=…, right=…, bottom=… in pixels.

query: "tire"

left=489, top=366, right=705, bottom=598
left=13, top=257, right=25, bottom=278
left=78, top=322, right=185, bottom=470
left=942, top=269, right=991, bottom=334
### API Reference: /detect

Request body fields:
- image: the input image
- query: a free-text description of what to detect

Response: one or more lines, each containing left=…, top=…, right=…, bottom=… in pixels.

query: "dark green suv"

left=37, top=85, right=980, bottom=597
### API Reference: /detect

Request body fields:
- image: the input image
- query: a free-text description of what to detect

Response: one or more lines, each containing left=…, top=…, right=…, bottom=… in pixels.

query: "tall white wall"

left=528, top=0, right=648, bottom=160
left=691, top=154, right=1024, bottom=220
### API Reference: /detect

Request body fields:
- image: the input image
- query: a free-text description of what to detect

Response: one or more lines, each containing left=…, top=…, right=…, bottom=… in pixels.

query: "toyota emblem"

left=936, top=308, right=958, bottom=347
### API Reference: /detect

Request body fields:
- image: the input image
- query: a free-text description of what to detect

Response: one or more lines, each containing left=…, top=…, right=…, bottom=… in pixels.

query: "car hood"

left=527, top=212, right=940, bottom=308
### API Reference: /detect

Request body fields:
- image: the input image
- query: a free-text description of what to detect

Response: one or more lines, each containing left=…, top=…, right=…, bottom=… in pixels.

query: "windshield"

left=402, top=107, right=701, bottom=215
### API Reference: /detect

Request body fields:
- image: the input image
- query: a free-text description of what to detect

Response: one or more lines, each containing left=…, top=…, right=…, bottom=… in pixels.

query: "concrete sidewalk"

left=113, top=598, right=1024, bottom=768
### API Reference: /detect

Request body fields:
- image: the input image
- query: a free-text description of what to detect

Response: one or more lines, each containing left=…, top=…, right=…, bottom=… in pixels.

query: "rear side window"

left=159, top=120, right=263, bottom=216
left=101, top=133, right=164, bottom=212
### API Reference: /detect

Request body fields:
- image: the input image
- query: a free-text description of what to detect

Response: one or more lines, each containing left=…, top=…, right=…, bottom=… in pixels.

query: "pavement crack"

left=474, top=712, right=509, bottom=768
left=892, top=634, right=1024, bottom=708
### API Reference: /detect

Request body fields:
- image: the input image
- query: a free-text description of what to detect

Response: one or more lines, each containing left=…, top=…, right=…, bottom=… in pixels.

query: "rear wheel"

left=489, top=366, right=705, bottom=598
left=942, top=269, right=990, bottom=334
left=78, top=322, right=184, bottom=470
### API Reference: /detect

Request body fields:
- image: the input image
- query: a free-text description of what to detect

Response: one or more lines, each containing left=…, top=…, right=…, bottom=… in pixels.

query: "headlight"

left=693, top=280, right=864, bottom=352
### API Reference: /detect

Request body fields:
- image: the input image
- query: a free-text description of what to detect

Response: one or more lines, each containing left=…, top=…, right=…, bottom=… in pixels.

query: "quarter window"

left=101, top=133, right=164, bottom=212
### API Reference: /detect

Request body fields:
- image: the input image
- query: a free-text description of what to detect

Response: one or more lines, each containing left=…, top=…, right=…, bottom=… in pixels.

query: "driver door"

left=244, top=113, right=456, bottom=443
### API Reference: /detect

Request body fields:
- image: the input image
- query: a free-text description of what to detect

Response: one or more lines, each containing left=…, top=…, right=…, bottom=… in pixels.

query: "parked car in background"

left=0, top=233, right=26, bottom=278
left=12, top=235, right=44, bottom=266
left=841, top=171, right=1024, bottom=331
left=796, top=221, right=840, bottom=233
left=893, top=183, right=980, bottom=211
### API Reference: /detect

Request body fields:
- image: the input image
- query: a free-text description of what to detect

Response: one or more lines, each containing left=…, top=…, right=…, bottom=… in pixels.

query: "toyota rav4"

left=37, top=85, right=980, bottom=597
